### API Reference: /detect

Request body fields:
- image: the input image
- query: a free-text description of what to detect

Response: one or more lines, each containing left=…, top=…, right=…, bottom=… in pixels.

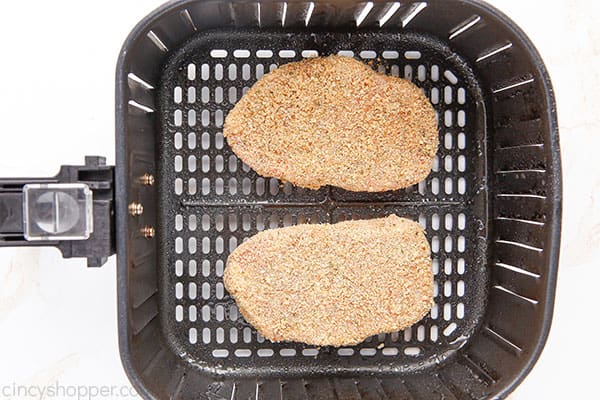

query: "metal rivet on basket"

left=128, top=202, right=144, bottom=216
left=140, top=173, right=155, bottom=186
left=141, top=226, right=155, bottom=239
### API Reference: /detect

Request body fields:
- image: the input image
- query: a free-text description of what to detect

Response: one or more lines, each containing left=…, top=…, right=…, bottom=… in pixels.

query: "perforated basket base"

left=157, top=30, right=488, bottom=377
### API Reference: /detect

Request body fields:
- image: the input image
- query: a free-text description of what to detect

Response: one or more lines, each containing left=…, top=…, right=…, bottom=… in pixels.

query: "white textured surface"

left=0, top=1, right=598, bottom=399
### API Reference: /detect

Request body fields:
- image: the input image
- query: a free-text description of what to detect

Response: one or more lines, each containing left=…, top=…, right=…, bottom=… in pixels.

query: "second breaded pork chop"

left=224, top=215, right=434, bottom=347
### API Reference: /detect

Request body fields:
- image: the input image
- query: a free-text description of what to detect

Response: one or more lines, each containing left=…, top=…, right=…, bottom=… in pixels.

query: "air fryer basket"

left=115, top=1, right=561, bottom=399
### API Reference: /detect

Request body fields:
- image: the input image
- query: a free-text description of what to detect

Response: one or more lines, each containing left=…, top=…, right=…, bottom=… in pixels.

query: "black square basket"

left=115, top=1, right=562, bottom=399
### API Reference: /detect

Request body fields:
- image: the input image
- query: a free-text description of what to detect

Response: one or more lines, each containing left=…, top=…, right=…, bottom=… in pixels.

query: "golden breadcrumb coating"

left=224, top=215, right=433, bottom=347
left=224, top=55, right=438, bottom=192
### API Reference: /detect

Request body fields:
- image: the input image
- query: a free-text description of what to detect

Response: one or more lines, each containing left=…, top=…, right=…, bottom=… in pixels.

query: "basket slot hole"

left=404, top=51, right=421, bottom=60
left=444, top=86, right=453, bottom=104
left=189, top=328, right=197, bottom=344
left=418, top=65, right=426, bottom=81
left=215, top=87, right=223, bottom=104
left=234, top=49, right=250, bottom=58
left=280, top=349, right=296, bottom=357
left=175, top=215, right=183, bottom=231
left=242, top=64, right=251, bottom=80
left=444, top=281, right=452, bottom=297
left=444, top=110, right=453, bottom=127
left=360, top=348, right=376, bottom=356
left=458, top=132, right=466, bottom=149
left=457, top=303, right=465, bottom=319
left=445, top=177, right=453, bottom=194
left=243, top=327, right=252, bottom=343
left=444, top=258, right=452, bottom=275
left=302, top=49, right=319, bottom=58
left=431, top=65, right=440, bottom=81
left=417, top=326, right=425, bottom=342
left=444, top=322, right=458, bottom=336
left=175, top=282, right=183, bottom=299
left=432, top=258, right=439, bottom=275
left=382, top=50, right=399, bottom=59
left=337, top=348, right=354, bottom=356
left=242, top=178, right=252, bottom=195
left=337, top=50, right=354, bottom=57
left=444, top=132, right=452, bottom=150
left=188, top=156, right=197, bottom=172
left=188, top=87, right=196, bottom=103
left=457, top=258, right=466, bottom=274
left=215, top=132, right=224, bottom=149
left=216, top=282, right=224, bottom=299
left=187, top=64, right=196, bottom=80
left=216, top=305, right=225, bottom=321
left=359, top=50, right=377, bottom=59
left=235, top=349, right=252, bottom=358
left=175, top=178, right=183, bottom=195
left=212, top=349, right=228, bottom=358
left=174, top=86, right=182, bottom=103
left=228, top=87, right=237, bottom=103
left=188, top=110, right=196, bottom=127
left=202, top=260, right=209, bottom=277
left=382, top=347, right=398, bottom=356
left=216, top=260, right=224, bottom=276
left=202, top=305, right=210, bottom=322
left=216, top=236, right=224, bottom=253
left=188, top=237, right=197, bottom=254
left=175, top=305, right=183, bottom=322
left=174, top=110, right=182, bottom=126
left=187, top=132, right=196, bottom=149
left=458, top=155, right=466, bottom=172
left=258, top=349, right=274, bottom=357
left=210, top=49, right=228, bottom=58
left=189, top=305, right=197, bottom=322
left=431, top=214, right=440, bottom=230
left=257, top=49, right=273, bottom=58
left=430, top=304, right=438, bottom=319
left=228, top=64, right=237, bottom=80
left=279, top=49, right=296, bottom=58
left=404, top=347, right=421, bottom=356
left=189, top=260, right=197, bottom=277
left=201, top=64, right=209, bottom=80
left=303, top=348, right=319, bottom=357
left=444, top=303, right=452, bottom=320
left=203, top=328, right=211, bottom=343
left=202, top=237, right=210, bottom=254
left=202, top=282, right=210, bottom=299
left=229, top=305, right=239, bottom=321
left=445, top=214, right=454, bottom=230
left=431, top=178, right=439, bottom=195
left=175, top=237, right=183, bottom=254
left=216, top=328, right=225, bottom=343
left=175, top=260, right=183, bottom=277
left=431, top=236, right=439, bottom=253
left=404, top=65, right=413, bottom=80
left=230, top=328, right=238, bottom=343
left=431, top=88, right=439, bottom=104
left=214, top=64, right=223, bottom=80
left=430, top=326, right=439, bottom=342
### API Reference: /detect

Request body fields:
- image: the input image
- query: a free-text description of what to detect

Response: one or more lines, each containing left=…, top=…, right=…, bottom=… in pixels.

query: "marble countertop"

left=0, top=0, right=597, bottom=398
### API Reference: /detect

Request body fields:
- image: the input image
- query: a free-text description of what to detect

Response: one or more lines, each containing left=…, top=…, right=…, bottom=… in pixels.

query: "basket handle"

left=0, top=156, right=115, bottom=267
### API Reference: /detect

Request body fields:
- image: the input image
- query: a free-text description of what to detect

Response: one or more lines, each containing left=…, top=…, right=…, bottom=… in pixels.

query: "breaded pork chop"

left=224, top=215, right=433, bottom=347
left=224, top=55, right=438, bottom=192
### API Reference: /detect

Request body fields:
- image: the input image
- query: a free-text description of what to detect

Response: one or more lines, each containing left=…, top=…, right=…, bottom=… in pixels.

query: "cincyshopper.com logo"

left=1, top=381, right=139, bottom=400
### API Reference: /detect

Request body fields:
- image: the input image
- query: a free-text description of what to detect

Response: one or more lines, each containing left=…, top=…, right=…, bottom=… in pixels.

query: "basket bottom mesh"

left=157, top=30, right=488, bottom=376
